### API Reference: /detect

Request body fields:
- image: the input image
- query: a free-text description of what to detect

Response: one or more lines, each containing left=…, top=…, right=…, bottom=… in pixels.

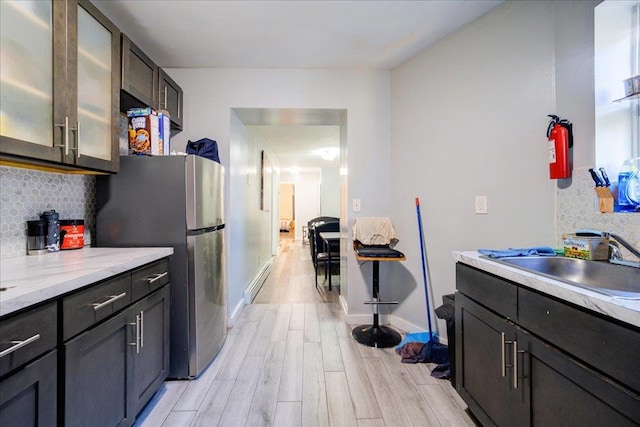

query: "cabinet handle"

left=163, top=86, right=168, bottom=110
left=0, top=334, right=40, bottom=358
left=92, top=292, right=127, bottom=311
left=71, top=121, right=80, bottom=158
left=54, top=116, right=70, bottom=156
left=513, top=340, right=518, bottom=389
left=140, top=310, right=144, bottom=349
left=129, top=314, right=141, bottom=353
left=147, top=272, right=168, bottom=284
left=177, top=92, right=181, bottom=119
left=501, top=332, right=508, bottom=377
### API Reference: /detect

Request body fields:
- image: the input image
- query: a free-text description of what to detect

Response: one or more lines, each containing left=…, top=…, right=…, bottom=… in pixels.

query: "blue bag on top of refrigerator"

left=186, top=138, right=220, bottom=163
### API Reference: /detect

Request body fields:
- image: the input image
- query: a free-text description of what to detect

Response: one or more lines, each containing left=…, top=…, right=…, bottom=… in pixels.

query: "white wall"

left=167, top=68, right=392, bottom=320
left=320, top=167, right=340, bottom=217
left=390, top=1, right=557, bottom=334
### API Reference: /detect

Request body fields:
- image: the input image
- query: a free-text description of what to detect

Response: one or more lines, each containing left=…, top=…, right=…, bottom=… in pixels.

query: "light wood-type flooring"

left=134, top=234, right=476, bottom=426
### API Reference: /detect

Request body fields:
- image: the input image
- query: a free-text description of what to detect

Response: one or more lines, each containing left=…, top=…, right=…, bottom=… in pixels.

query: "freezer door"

left=186, top=155, right=224, bottom=230
left=187, top=229, right=226, bottom=378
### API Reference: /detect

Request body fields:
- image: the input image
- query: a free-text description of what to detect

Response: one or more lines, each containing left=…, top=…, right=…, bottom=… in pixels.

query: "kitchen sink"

left=489, top=256, right=640, bottom=299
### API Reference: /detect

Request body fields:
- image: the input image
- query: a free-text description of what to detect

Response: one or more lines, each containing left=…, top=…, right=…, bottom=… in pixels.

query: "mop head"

left=395, top=331, right=438, bottom=350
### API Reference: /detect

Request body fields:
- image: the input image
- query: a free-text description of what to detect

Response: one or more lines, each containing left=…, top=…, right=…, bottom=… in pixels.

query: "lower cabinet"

left=131, top=285, right=171, bottom=415
left=0, top=350, right=57, bottom=427
left=65, top=309, right=134, bottom=427
left=456, top=293, right=529, bottom=426
left=456, top=263, right=640, bottom=427
left=65, top=284, right=170, bottom=426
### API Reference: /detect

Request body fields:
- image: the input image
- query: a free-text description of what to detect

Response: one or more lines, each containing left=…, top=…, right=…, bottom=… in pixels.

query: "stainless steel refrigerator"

left=96, top=154, right=226, bottom=379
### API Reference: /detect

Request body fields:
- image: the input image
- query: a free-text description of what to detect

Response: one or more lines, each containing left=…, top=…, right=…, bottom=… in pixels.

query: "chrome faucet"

left=602, top=232, right=640, bottom=268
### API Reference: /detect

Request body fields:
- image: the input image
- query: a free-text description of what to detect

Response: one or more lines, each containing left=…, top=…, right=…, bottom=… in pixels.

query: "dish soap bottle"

left=616, top=160, right=634, bottom=211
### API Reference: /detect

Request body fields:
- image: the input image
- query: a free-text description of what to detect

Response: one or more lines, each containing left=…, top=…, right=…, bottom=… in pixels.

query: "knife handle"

left=599, top=167, right=611, bottom=187
left=588, top=168, right=603, bottom=187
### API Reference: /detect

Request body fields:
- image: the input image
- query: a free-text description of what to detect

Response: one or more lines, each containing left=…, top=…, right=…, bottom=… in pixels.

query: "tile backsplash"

left=1, top=164, right=638, bottom=260
left=0, top=166, right=96, bottom=259
left=556, top=167, right=640, bottom=258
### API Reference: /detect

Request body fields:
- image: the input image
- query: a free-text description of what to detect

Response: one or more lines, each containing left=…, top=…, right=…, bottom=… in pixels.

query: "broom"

left=396, top=197, right=438, bottom=348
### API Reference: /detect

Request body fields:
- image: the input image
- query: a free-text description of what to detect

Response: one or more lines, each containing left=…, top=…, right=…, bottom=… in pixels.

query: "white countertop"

left=0, top=247, right=173, bottom=317
left=453, top=251, right=640, bottom=329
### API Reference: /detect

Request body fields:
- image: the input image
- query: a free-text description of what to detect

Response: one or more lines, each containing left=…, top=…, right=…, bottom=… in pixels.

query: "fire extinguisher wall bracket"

left=547, top=114, right=572, bottom=179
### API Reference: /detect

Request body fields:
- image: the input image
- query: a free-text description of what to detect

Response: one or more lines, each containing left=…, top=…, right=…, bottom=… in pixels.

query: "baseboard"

left=243, top=258, right=274, bottom=304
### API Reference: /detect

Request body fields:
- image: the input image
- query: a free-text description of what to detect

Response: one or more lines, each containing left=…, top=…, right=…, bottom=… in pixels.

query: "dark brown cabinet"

left=0, top=350, right=57, bottom=427
left=65, top=309, right=134, bottom=427
left=0, top=0, right=121, bottom=173
left=455, top=263, right=640, bottom=426
left=159, top=69, right=183, bottom=130
left=121, top=34, right=159, bottom=111
left=120, top=36, right=183, bottom=131
left=64, top=284, right=170, bottom=426
left=0, top=257, right=170, bottom=427
left=0, top=302, right=58, bottom=427
left=63, top=259, right=170, bottom=426
left=131, top=286, right=171, bottom=415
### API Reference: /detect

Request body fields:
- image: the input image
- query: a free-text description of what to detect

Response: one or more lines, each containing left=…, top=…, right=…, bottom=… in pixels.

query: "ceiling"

left=93, top=0, right=503, bottom=170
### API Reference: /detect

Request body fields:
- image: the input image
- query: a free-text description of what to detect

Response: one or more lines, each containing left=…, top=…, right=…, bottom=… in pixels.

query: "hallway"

left=134, top=236, right=475, bottom=426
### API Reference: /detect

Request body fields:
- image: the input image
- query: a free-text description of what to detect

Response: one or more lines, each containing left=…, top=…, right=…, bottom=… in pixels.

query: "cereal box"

left=127, top=107, right=160, bottom=155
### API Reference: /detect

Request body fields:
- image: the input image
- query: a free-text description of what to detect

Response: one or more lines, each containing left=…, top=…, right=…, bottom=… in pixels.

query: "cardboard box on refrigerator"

left=127, top=107, right=160, bottom=155
left=158, top=111, right=171, bottom=155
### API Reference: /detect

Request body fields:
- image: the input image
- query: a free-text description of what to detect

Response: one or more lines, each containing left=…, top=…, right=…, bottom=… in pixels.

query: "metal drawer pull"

left=54, top=116, right=70, bottom=155
left=129, top=314, right=141, bottom=354
left=0, top=334, right=41, bottom=358
left=71, top=121, right=80, bottom=158
left=147, top=272, right=168, bottom=284
left=140, top=310, right=144, bottom=349
left=92, top=292, right=127, bottom=311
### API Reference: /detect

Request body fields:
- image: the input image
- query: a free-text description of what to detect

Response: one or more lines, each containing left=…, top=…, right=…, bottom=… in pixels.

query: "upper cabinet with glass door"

left=0, top=0, right=120, bottom=173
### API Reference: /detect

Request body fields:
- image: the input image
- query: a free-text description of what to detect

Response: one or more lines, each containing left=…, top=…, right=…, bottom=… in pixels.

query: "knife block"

left=594, top=187, right=614, bottom=213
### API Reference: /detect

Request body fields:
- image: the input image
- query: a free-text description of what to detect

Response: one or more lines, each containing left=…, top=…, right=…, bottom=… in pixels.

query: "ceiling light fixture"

left=316, top=147, right=339, bottom=161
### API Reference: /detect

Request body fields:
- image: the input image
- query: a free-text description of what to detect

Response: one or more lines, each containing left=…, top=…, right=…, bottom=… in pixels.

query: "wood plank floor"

left=134, top=235, right=476, bottom=427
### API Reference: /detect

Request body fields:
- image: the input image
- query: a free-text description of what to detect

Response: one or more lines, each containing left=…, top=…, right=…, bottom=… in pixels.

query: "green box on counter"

left=562, top=234, right=609, bottom=260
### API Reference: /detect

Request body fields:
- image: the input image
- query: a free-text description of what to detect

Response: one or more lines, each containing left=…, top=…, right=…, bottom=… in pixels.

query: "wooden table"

left=353, top=249, right=406, bottom=348
left=318, top=232, right=341, bottom=290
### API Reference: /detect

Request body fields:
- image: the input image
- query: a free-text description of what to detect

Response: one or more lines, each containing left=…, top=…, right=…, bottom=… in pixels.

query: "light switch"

left=353, top=199, right=361, bottom=212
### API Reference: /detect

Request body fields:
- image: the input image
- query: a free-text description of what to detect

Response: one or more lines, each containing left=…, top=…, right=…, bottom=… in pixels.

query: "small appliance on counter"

left=26, top=220, right=47, bottom=255
left=40, top=209, right=60, bottom=251
left=60, top=219, right=85, bottom=250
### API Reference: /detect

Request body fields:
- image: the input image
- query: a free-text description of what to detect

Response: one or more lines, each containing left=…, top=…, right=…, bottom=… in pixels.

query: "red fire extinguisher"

left=546, top=114, right=573, bottom=179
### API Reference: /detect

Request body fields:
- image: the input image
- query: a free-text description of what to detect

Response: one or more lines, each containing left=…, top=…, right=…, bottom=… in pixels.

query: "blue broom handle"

left=415, top=198, right=433, bottom=337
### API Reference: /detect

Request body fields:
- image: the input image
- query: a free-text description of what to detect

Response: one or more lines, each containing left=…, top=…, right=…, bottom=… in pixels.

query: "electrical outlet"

left=475, top=196, right=488, bottom=214
left=353, top=199, right=361, bottom=212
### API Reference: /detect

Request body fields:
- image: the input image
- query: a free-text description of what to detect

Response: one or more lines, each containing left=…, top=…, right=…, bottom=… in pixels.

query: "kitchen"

left=1, top=0, right=640, bottom=426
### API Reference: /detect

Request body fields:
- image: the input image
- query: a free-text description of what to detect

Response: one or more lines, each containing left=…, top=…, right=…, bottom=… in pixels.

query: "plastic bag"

left=186, top=138, right=220, bottom=163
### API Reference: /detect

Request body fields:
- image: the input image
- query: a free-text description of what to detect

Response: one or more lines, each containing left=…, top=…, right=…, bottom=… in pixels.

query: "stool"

left=352, top=246, right=406, bottom=348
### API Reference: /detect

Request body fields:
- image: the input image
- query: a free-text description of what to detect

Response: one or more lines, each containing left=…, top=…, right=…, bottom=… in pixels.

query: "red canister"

left=60, top=219, right=85, bottom=250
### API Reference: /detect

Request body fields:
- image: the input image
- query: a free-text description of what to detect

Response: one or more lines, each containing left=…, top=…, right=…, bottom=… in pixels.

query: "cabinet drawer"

left=519, top=287, right=640, bottom=393
left=132, top=259, right=170, bottom=301
left=63, top=274, right=132, bottom=341
left=456, top=263, right=518, bottom=320
left=0, top=302, right=57, bottom=378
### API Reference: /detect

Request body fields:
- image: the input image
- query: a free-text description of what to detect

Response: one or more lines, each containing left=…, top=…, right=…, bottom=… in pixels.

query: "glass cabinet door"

left=0, top=1, right=59, bottom=157
left=72, top=0, right=120, bottom=172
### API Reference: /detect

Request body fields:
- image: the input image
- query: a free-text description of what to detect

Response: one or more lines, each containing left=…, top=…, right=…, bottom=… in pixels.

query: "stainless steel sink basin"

left=490, top=256, right=640, bottom=299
